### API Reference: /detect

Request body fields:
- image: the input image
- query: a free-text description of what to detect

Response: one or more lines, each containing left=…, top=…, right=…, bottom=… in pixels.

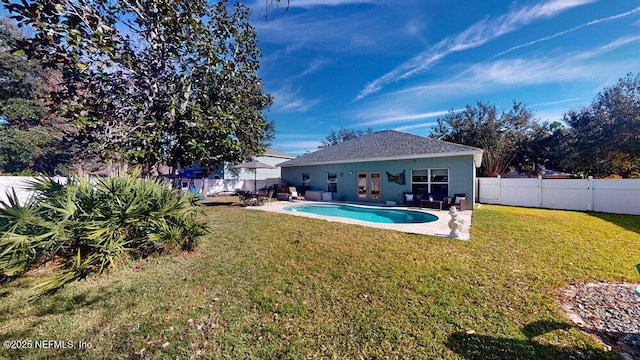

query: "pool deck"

left=246, top=200, right=473, bottom=240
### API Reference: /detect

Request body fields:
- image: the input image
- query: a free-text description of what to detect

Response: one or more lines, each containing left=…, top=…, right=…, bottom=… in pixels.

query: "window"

left=327, top=172, right=338, bottom=192
left=302, top=173, right=310, bottom=186
left=412, top=168, right=448, bottom=197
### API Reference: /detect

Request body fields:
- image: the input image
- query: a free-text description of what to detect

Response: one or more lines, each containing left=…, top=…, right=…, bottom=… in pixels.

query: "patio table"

left=420, top=199, right=443, bottom=210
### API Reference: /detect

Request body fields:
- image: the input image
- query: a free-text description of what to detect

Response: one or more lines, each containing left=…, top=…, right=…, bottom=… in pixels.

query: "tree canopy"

left=561, top=73, right=640, bottom=178
left=3, top=0, right=274, bottom=178
left=319, top=127, right=373, bottom=148
left=0, top=19, right=66, bottom=174
left=430, top=101, right=536, bottom=177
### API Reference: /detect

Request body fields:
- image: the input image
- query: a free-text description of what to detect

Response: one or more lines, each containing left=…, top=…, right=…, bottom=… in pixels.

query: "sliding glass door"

left=357, top=172, right=382, bottom=201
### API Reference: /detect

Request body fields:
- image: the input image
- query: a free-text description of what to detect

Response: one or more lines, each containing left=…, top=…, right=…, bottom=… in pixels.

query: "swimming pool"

left=283, top=204, right=438, bottom=224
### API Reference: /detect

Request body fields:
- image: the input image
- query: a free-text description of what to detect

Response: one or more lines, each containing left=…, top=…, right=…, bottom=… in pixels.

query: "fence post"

left=497, top=175, right=502, bottom=205
left=587, top=176, right=594, bottom=211
left=538, top=175, right=543, bottom=208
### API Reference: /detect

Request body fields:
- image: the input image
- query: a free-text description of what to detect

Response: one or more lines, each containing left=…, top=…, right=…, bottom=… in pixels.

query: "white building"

left=226, top=148, right=295, bottom=181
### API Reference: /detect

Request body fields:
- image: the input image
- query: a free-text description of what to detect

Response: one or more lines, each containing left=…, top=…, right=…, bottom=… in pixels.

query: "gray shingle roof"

left=264, top=147, right=295, bottom=159
left=278, top=130, right=483, bottom=167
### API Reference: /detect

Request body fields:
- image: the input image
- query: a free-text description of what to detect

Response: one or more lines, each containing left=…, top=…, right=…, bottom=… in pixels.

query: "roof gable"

left=278, top=130, right=482, bottom=167
left=264, top=147, right=295, bottom=159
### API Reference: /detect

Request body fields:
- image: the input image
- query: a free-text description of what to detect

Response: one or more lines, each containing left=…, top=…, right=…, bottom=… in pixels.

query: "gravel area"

left=559, top=282, right=640, bottom=360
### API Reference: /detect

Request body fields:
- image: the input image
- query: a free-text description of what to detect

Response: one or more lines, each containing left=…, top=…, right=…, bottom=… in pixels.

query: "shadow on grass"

left=446, top=320, right=615, bottom=359
left=202, top=201, right=236, bottom=207
left=587, top=211, right=640, bottom=235
left=32, top=292, right=109, bottom=316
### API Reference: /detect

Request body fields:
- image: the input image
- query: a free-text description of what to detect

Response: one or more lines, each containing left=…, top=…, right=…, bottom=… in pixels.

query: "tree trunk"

left=201, top=169, right=211, bottom=198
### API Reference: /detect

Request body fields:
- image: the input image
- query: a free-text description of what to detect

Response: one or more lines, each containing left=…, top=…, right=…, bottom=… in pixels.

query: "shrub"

left=0, top=170, right=207, bottom=298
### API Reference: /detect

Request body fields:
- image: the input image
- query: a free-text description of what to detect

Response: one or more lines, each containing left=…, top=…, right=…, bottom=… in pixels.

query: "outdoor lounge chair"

left=289, top=187, right=304, bottom=201
left=448, top=193, right=467, bottom=211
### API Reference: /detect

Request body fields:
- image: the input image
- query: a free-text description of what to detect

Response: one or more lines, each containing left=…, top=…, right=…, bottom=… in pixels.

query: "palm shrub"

left=0, top=170, right=207, bottom=297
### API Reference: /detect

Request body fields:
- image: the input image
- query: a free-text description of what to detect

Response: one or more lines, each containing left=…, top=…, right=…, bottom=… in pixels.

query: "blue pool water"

left=283, top=204, right=438, bottom=224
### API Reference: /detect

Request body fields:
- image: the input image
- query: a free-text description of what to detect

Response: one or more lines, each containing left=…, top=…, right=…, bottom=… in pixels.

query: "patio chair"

left=448, top=193, right=467, bottom=211
left=289, top=187, right=304, bottom=201
left=239, top=193, right=257, bottom=206
left=262, top=190, right=275, bottom=206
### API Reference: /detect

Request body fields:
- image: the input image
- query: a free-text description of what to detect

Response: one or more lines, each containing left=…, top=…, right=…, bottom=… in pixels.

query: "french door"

left=357, top=172, right=382, bottom=201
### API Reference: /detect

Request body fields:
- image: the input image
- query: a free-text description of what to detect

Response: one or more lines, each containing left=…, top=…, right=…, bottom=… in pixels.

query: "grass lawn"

left=1, top=197, right=639, bottom=359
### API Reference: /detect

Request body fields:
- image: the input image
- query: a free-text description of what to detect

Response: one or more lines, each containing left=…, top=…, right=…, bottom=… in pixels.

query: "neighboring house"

left=226, top=148, right=295, bottom=181
left=162, top=147, right=294, bottom=194
left=277, top=130, right=483, bottom=209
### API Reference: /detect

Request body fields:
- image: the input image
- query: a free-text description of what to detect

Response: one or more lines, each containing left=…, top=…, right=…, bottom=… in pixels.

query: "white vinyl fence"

left=1, top=177, right=285, bottom=206
left=0, top=176, right=68, bottom=206
left=477, top=176, right=640, bottom=215
left=201, top=178, right=281, bottom=196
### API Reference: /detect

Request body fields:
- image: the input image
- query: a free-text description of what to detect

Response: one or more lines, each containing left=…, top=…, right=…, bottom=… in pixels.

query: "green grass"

left=1, top=198, right=639, bottom=359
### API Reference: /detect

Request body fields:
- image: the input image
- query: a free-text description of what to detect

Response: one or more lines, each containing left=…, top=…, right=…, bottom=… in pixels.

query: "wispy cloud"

left=272, top=139, right=324, bottom=155
left=455, top=6, right=640, bottom=78
left=393, top=122, right=439, bottom=132
left=532, top=97, right=590, bottom=108
left=249, top=0, right=377, bottom=10
left=253, top=2, right=429, bottom=57
left=276, top=0, right=378, bottom=8
left=355, top=0, right=594, bottom=100
left=255, top=9, right=386, bottom=53
left=358, top=35, right=640, bottom=119
left=270, top=84, right=323, bottom=112
left=294, top=58, right=330, bottom=79
left=354, top=109, right=456, bottom=127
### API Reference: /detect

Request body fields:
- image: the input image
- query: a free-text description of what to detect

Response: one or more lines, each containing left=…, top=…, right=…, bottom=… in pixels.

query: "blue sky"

left=243, top=0, right=640, bottom=155
left=2, top=1, right=638, bottom=156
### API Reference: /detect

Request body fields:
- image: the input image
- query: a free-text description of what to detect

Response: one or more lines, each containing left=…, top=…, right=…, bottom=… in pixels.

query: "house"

left=277, top=130, right=483, bottom=210
left=163, top=147, right=294, bottom=195
left=226, top=147, right=295, bottom=182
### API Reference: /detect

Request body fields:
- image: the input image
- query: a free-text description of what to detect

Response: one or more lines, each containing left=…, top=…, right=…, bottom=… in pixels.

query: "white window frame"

left=302, top=172, right=311, bottom=186
left=411, top=168, right=449, bottom=194
left=327, top=172, right=338, bottom=192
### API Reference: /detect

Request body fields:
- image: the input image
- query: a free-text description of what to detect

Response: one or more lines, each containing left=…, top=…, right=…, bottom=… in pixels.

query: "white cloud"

left=354, top=109, right=456, bottom=127
left=295, top=58, right=330, bottom=79
left=532, top=97, right=590, bottom=108
left=479, top=7, right=640, bottom=65
left=254, top=10, right=386, bottom=53
left=270, top=84, right=323, bottom=112
left=393, top=122, right=439, bottom=132
left=249, top=0, right=377, bottom=10
left=272, top=139, right=324, bottom=155
left=355, top=0, right=594, bottom=100
left=277, top=0, right=377, bottom=8
left=356, top=35, right=640, bottom=119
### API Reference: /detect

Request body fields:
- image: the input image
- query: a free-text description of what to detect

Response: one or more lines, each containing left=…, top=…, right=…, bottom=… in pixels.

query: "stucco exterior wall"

left=280, top=155, right=476, bottom=209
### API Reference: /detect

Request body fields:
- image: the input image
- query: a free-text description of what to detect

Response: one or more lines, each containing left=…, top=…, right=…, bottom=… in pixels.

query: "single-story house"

left=226, top=147, right=295, bottom=181
left=277, top=130, right=483, bottom=210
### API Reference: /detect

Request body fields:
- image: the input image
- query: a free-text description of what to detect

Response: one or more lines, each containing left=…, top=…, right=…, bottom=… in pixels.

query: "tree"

left=562, top=73, right=640, bottom=178
left=0, top=126, right=58, bottom=173
left=523, top=120, right=573, bottom=175
left=0, top=18, right=66, bottom=174
left=3, top=0, right=274, bottom=189
left=319, top=127, right=373, bottom=148
left=430, top=101, right=536, bottom=177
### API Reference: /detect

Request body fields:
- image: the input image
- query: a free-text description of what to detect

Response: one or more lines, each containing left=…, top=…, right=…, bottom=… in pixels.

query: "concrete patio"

left=246, top=200, right=474, bottom=240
